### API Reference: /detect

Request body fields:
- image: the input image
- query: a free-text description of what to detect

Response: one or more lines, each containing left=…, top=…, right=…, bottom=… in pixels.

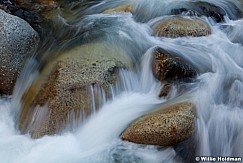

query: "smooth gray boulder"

left=0, top=9, right=40, bottom=95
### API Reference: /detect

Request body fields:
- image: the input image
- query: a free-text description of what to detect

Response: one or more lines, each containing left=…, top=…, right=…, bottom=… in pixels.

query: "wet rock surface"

left=171, top=1, right=243, bottom=22
left=152, top=47, right=197, bottom=82
left=171, top=1, right=226, bottom=23
left=19, top=42, right=132, bottom=138
left=153, top=16, right=211, bottom=38
left=0, top=9, right=40, bottom=95
left=121, top=101, right=196, bottom=146
left=103, top=4, right=133, bottom=14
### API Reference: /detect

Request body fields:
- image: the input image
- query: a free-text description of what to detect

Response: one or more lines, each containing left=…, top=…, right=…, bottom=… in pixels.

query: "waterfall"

left=0, top=0, right=243, bottom=162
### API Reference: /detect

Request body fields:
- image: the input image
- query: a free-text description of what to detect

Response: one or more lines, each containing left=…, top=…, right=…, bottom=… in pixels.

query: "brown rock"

left=153, top=16, right=211, bottom=38
left=158, top=83, right=172, bottom=98
left=103, top=4, right=133, bottom=14
left=19, top=42, right=132, bottom=138
left=15, top=0, right=58, bottom=14
left=152, top=47, right=197, bottom=82
left=121, top=101, right=196, bottom=146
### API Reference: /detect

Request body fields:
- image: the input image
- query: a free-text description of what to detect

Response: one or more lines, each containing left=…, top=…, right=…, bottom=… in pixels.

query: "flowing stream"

left=1, top=0, right=243, bottom=162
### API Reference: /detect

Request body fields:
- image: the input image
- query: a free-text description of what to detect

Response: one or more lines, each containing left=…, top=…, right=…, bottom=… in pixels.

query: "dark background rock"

left=171, top=1, right=243, bottom=23
left=171, top=1, right=225, bottom=23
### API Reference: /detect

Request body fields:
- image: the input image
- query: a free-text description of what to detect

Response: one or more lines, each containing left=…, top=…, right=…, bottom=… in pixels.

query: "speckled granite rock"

left=103, top=4, right=133, bottom=14
left=151, top=47, right=197, bottom=98
left=151, top=47, right=197, bottom=82
left=19, top=42, right=132, bottom=138
left=121, top=101, right=196, bottom=146
left=0, top=9, right=40, bottom=95
left=153, top=16, right=211, bottom=38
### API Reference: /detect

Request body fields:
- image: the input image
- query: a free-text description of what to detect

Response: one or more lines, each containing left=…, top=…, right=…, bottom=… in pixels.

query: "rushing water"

left=1, top=0, right=243, bottom=162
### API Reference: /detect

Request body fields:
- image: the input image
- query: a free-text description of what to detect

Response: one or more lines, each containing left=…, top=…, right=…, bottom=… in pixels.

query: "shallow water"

left=1, top=0, right=243, bottom=162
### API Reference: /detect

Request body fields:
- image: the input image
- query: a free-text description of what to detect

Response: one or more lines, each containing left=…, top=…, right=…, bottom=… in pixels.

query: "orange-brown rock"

left=103, top=4, right=133, bottom=14
left=153, top=16, right=211, bottom=38
left=19, top=42, right=132, bottom=138
left=121, top=101, right=196, bottom=146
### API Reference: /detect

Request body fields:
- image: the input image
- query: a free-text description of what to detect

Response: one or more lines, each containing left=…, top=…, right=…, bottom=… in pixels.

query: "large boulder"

left=153, top=16, right=211, bottom=38
left=19, top=42, right=132, bottom=138
left=0, top=9, right=40, bottom=95
left=121, top=101, right=196, bottom=146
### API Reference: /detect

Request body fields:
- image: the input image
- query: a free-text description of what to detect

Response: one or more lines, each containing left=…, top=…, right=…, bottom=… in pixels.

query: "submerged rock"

left=103, top=4, right=133, bottom=14
left=193, top=1, right=226, bottom=23
left=19, top=42, right=132, bottom=138
left=153, top=16, right=211, bottom=38
left=0, top=9, right=40, bottom=95
left=151, top=47, right=197, bottom=82
left=121, top=101, right=196, bottom=146
left=220, top=22, right=243, bottom=45
left=171, top=1, right=226, bottom=23
left=158, top=83, right=172, bottom=98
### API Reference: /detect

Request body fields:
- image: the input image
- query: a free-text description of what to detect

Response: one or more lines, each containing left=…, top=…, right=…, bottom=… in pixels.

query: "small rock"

left=121, top=101, right=196, bottom=146
left=151, top=47, right=197, bottom=82
left=0, top=9, right=40, bottom=95
left=158, top=83, right=172, bottom=98
left=153, top=16, right=211, bottom=38
left=103, top=4, right=133, bottom=14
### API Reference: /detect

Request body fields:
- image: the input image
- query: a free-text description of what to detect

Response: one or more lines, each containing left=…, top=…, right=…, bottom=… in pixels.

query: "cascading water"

left=0, top=0, right=243, bottom=162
